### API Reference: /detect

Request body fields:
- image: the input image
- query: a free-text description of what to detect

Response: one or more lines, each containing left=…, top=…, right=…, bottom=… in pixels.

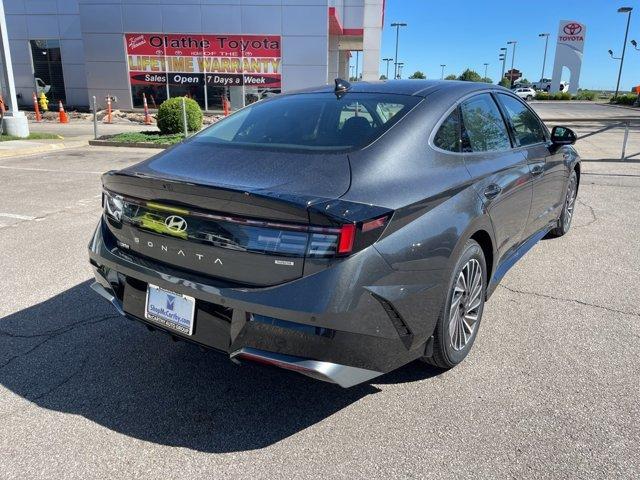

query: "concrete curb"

left=0, top=140, right=88, bottom=158
left=88, top=139, right=170, bottom=149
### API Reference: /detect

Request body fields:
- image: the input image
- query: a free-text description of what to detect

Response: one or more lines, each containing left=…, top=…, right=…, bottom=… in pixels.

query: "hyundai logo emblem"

left=165, top=215, right=188, bottom=233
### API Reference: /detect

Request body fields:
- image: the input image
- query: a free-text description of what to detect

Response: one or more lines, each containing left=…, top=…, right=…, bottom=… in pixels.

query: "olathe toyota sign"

left=5, top=0, right=384, bottom=111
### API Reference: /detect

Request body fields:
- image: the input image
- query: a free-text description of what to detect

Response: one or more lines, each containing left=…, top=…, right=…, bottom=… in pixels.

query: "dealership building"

left=1, top=0, right=384, bottom=111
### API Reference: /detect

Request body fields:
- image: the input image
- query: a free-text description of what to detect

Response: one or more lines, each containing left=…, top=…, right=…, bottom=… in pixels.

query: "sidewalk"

left=0, top=121, right=154, bottom=158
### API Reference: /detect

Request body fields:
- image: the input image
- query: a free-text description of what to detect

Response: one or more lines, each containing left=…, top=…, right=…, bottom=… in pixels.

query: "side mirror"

left=551, top=126, right=577, bottom=145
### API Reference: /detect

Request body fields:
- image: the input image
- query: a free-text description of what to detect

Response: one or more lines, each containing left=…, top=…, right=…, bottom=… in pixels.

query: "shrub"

left=552, top=92, right=571, bottom=100
left=574, top=90, right=596, bottom=101
left=498, top=77, right=510, bottom=88
left=536, top=91, right=551, bottom=100
left=156, top=97, right=203, bottom=135
left=610, top=93, right=638, bottom=105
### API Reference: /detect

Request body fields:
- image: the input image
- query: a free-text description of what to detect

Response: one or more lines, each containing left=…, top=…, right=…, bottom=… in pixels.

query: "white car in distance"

left=513, top=87, right=537, bottom=101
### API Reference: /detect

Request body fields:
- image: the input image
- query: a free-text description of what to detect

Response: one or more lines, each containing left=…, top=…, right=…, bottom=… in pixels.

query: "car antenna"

left=334, top=78, right=351, bottom=97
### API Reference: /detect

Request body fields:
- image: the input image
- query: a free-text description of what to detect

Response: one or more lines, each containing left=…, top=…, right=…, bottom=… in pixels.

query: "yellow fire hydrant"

left=38, top=91, right=49, bottom=112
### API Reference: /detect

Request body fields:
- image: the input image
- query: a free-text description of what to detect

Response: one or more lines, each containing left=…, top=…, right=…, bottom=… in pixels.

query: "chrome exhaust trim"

left=230, top=347, right=383, bottom=388
left=90, top=281, right=125, bottom=316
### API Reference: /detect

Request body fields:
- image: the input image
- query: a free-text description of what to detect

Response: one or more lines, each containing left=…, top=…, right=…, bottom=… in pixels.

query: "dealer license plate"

left=145, top=284, right=196, bottom=335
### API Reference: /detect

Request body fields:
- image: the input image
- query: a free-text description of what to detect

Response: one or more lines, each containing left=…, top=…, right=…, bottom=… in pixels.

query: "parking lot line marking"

left=0, top=166, right=103, bottom=174
left=0, top=213, right=36, bottom=221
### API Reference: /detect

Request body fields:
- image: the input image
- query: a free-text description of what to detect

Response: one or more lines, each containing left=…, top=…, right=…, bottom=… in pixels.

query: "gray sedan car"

left=89, top=79, right=579, bottom=387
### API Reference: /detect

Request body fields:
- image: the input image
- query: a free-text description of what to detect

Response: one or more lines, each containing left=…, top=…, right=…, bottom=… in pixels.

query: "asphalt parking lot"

left=1, top=123, right=639, bottom=477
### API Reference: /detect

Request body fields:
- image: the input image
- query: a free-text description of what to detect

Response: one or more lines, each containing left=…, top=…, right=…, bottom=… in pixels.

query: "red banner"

left=126, top=33, right=281, bottom=88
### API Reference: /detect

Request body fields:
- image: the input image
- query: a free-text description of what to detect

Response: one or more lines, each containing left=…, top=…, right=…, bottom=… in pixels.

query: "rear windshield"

left=192, top=92, right=421, bottom=152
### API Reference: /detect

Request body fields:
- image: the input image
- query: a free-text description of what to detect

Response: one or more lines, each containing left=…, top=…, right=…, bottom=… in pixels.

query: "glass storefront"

left=125, top=33, right=281, bottom=111
left=30, top=40, right=66, bottom=103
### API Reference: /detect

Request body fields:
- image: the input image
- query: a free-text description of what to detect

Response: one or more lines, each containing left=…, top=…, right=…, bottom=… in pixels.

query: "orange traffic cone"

left=106, top=95, right=112, bottom=124
left=58, top=100, right=69, bottom=123
left=143, top=93, right=152, bottom=125
left=222, top=96, right=230, bottom=116
left=33, top=92, right=42, bottom=122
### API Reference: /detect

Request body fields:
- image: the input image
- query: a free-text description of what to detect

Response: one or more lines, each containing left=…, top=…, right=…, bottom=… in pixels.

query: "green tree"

left=458, top=69, right=482, bottom=82
left=498, top=77, right=511, bottom=88
left=409, top=71, right=426, bottom=79
left=444, top=74, right=457, bottom=80
left=481, top=77, right=493, bottom=84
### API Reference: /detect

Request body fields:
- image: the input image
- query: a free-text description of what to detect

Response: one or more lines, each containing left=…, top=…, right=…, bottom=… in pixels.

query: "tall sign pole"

left=550, top=20, right=587, bottom=94
left=0, top=0, right=29, bottom=136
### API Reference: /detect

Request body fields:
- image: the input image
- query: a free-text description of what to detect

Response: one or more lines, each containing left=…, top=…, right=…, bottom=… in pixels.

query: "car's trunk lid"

left=102, top=144, right=351, bottom=286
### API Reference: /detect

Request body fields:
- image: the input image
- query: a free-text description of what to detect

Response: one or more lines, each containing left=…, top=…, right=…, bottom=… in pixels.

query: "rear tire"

left=548, top=169, right=578, bottom=238
left=422, top=239, right=486, bottom=369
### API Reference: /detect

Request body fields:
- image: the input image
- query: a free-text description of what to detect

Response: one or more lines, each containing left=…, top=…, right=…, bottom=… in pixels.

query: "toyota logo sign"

left=165, top=215, right=188, bottom=233
left=563, top=23, right=582, bottom=35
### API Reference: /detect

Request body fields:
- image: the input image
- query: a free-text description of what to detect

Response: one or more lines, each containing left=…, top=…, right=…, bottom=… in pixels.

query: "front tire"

left=423, top=239, right=486, bottom=369
left=526, top=95, right=533, bottom=101
left=548, top=169, right=578, bottom=237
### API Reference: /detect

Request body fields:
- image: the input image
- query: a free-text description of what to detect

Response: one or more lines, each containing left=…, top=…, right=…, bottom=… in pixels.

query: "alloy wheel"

left=448, top=259, right=483, bottom=351
left=564, top=174, right=578, bottom=231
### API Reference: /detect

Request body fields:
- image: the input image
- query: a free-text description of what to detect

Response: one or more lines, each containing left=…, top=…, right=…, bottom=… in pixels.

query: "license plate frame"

left=144, top=284, right=196, bottom=336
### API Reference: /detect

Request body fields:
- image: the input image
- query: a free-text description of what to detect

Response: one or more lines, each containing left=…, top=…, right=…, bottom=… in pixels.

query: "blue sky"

left=373, top=0, right=640, bottom=91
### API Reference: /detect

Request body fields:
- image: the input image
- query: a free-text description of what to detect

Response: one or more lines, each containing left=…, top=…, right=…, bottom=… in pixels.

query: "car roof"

left=287, top=79, right=511, bottom=99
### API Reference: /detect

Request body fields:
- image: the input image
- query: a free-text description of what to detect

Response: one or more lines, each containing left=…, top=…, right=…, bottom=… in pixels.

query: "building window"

left=30, top=40, right=66, bottom=103
left=125, top=33, right=281, bottom=111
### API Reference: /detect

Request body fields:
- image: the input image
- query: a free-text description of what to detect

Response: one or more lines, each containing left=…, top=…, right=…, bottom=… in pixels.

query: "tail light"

left=308, top=214, right=391, bottom=257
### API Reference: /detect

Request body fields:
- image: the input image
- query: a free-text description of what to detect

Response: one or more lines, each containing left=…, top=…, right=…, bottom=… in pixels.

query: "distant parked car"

left=514, top=87, right=537, bottom=101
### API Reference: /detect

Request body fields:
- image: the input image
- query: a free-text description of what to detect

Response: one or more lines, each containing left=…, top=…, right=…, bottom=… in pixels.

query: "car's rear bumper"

left=88, top=219, right=443, bottom=387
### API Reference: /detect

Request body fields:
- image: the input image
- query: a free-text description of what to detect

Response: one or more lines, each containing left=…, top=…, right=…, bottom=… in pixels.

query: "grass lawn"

left=0, top=132, right=63, bottom=141
left=106, top=131, right=185, bottom=145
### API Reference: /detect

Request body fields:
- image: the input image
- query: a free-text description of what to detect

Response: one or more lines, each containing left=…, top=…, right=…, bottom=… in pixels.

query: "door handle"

left=483, top=184, right=502, bottom=199
left=531, top=165, right=544, bottom=176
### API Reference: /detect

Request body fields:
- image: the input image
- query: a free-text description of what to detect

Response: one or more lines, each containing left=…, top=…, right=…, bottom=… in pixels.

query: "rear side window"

left=497, top=94, right=547, bottom=146
left=192, top=93, right=421, bottom=152
left=460, top=94, right=511, bottom=153
left=433, top=108, right=460, bottom=152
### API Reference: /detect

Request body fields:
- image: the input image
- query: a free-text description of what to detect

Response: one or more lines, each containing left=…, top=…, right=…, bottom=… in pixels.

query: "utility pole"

left=615, top=7, right=633, bottom=98
left=391, top=22, right=407, bottom=79
left=500, top=47, right=507, bottom=80
left=0, top=0, right=29, bottom=137
left=382, top=58, right=393, bottom=79
left=507, top=40, right=517, bottom=87
left=440, top=64, right=446, bottom=80
left=483, top=63, right=489, bottom=80
left=538, top=33, right=550, bottom=81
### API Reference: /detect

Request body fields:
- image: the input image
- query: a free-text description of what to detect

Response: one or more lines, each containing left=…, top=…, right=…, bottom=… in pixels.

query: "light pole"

left=483, top=63, right=489, bottom=80
left=507, top=40, right=517, bottom=86
left=349, top=65, right=355, bottom=80
left=391, top=22, right=407, bottom=80
left=397, top=62, right=404, bottom=79
left=355, top=51, right=359, bottom=81
left=612, top=7, right=633, bottom=98
left=0, top=1, right=29, bottom=137
left=500, top=47, right=507, bottom=80
left=382, top=58, right=393, bottom=79
left=440, top=64, right=446, bottom=80
left=538, top=33, right=550, bottom=82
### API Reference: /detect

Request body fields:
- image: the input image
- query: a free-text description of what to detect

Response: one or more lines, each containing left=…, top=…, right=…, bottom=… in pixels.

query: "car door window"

left=497, top=94, right=547, bottom=147
left=433, top=108, right=460, bottom=152
left=459, top=94, right=511, bottom=153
